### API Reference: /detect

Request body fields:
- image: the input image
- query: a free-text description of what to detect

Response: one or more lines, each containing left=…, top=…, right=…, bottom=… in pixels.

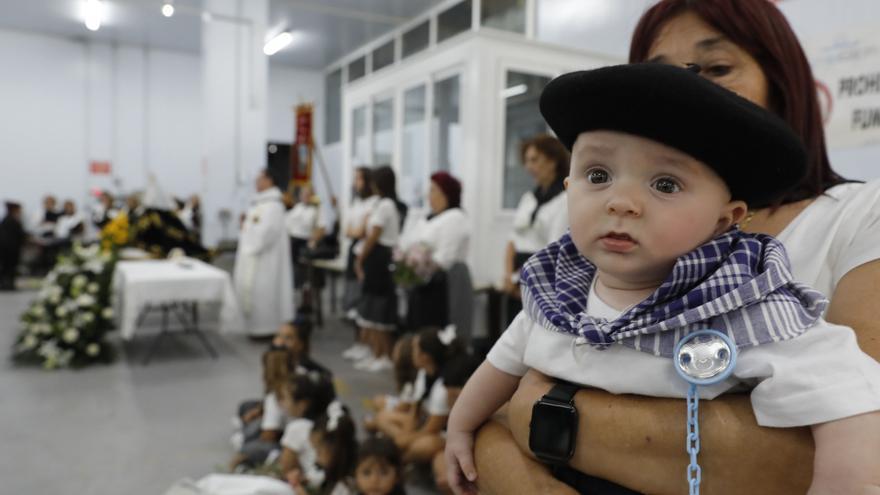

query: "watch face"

left=530, top=401, right=577, bottom=462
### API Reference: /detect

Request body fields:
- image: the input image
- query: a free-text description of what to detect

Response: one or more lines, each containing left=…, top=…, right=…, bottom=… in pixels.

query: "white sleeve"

left=486, top=311, right=532, bottom=377
left=736, top=320, right=880, bottom=427
left=832, top=182, right=880, bottom=285
left=367, top=200, right=390, bottom=232
left=425, top=379, right=450, bottom=416
left=329, top=481, right=354, bottom=495
left=432, top=212, right=469, bottom=270
left=280, top=419, right=313, bottom=451
left=260, top=393, right=284, bottom=431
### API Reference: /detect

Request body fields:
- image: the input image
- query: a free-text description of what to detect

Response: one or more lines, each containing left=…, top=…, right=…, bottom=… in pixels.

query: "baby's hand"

left=445, top=429, right=478, bottom=495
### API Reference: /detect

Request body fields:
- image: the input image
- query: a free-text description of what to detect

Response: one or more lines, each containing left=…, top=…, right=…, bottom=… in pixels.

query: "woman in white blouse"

left=285, top=184, right=321, bottom=293
left=354, top=166, right=403, bottom=372
left=341, top=167, right=378, bottom=361
left=400, top=171, right=470, bottom=330
left=501, top=134, right=570, bottom=326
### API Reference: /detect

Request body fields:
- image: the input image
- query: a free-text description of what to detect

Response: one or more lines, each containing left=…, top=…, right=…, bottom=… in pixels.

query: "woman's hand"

left=445, top=429, right=479, bottom=495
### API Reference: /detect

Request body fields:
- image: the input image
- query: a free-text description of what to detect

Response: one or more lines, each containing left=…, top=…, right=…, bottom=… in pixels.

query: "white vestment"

left=233, top=187, right=294, bottom=336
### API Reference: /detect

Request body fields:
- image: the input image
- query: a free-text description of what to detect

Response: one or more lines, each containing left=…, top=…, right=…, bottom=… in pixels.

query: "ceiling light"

left=84, top=0, right=103, bottom=31
left=499, top=84, right=528, bottom=99
left=161, top=2, right=175, bottom=17
left=263, top=32, right=293, bottom=56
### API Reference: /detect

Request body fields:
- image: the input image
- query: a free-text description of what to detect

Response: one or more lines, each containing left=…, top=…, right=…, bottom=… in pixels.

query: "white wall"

left=0, top=28, right=203, bottom=224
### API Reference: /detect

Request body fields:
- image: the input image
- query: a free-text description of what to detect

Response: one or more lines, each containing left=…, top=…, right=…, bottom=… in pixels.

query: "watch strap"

left=543, top=381, right=580, bottom=404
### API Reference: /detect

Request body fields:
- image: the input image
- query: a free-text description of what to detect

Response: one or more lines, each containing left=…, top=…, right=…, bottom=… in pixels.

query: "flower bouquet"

left=11, top=243, right=118, bottom=369
left=392, top=242, right=439, bottom=289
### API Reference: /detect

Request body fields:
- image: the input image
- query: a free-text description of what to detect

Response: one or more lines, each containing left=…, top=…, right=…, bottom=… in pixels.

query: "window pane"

left=324, top=69, right=341, bottom=144
left=372, top=98, right=394, bottom=166
left=402, top=20, right=430, bottom=58
left=438, top=0, right=472, bottom=43
left=372, top=40, right=395, bottom=72
left=348, top=56, right=366, bottom=82
left=402, top=85, right=427, bottom=207
left=351, top=105, right=368, bottom=165
left=481, top=0, right=525, bottom=34
left=502, top=71, right=552, bottom=209
left=432, top=75, right=461, bottom=175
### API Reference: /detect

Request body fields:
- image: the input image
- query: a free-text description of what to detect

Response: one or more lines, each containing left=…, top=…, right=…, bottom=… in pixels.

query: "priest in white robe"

left=233, top=170, right=294, bottom=336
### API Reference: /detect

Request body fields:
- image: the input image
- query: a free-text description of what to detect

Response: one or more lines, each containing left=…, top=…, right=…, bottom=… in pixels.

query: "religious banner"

left=290, top=104, right=314, bottom=186
left=806, top=28, right=880, bottom=148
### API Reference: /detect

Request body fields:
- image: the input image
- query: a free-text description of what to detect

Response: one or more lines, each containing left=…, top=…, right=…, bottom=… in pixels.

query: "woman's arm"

left=505, top=370, right=814, bottom=494
left=503, top=241, right=516, bottom=295
left=473, top=420, right=579, bottom=495
left=355, top=225, right=382, bottom=280
left=824, top=259, right=880, bottom=359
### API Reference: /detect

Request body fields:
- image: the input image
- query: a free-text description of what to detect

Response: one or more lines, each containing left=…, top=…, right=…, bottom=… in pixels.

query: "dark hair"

left=441, top=354, right=481, bottom=388
left=629, top=0, right=849, bottom=207
left=262, top=347, right=294, bottom=395
left=290, top=372, right=336, bottom=421
left=354, top=166, right=373, bottom=200
left=313, top=404, right=357, bottom=495
left=290, top=317, right=313, bottom=355
left=416, top=326, right=464, bottom=398
left=520, top=134, right=570, bottom=181
left=356, top=436, right=406, bottom=495
left=392, top=334, right=418, bottom=393
left=371, top=165, right=398, bottom=200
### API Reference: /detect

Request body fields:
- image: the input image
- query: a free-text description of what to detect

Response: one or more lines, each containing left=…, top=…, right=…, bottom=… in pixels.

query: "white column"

left=202, top=0, right=268, bottom=247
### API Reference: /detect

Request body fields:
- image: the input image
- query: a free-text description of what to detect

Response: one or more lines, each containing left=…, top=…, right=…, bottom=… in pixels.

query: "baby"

left=446, top=64, right=880, bottom=494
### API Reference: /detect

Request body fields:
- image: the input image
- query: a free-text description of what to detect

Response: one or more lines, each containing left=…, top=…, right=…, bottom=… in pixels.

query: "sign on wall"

left=89, top=160, right=112, bottom=175
left=807, top=28, right=880, bottom=148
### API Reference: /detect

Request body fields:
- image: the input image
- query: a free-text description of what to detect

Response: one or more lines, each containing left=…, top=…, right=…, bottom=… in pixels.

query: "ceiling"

left=0, top=0, right=446, bottom=69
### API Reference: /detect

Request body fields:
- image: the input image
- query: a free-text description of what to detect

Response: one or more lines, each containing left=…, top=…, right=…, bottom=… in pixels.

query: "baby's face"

left=567, top=131, right=746, bottom=289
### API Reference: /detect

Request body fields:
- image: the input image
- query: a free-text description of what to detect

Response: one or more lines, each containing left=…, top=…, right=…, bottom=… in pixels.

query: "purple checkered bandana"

left=520, top=229, right=828, bottom=358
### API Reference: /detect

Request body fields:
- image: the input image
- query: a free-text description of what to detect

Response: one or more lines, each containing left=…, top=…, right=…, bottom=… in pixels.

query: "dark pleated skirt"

left=356, top=244, right=397, bottom=330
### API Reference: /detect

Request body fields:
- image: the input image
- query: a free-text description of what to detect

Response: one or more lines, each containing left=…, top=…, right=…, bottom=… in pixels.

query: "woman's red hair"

left=630, top=0, right=849, bottom=206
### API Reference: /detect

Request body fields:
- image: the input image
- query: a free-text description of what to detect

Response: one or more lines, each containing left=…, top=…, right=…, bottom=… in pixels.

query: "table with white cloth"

left=113, top=258, right=244, bottom=363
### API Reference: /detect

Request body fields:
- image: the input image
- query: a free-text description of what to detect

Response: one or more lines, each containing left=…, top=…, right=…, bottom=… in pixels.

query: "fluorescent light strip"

left=499, top=84, right=528, bottom=99
left=263, top=32, right=293, bottom=55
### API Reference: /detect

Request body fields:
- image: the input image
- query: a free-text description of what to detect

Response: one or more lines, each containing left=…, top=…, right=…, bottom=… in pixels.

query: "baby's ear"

left=716, top=200, right=748, bottom=235
left=564, top=177, right=570, bottom=190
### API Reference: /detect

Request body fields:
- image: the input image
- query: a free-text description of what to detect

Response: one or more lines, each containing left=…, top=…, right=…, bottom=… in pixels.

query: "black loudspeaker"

left=266, top=142, right=291, bottom=189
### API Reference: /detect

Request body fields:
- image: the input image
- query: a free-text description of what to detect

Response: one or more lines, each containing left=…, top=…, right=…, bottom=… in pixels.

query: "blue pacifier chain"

left=673, top=330, right=738, bottom=495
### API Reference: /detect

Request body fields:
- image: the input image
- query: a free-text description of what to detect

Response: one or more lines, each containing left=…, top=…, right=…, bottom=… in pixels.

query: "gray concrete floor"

left=0, top=277, right=435, bottom=495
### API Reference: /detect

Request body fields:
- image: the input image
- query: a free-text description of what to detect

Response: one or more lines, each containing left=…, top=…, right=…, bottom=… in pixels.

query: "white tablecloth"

left=113, top=258, right=244, bottom=340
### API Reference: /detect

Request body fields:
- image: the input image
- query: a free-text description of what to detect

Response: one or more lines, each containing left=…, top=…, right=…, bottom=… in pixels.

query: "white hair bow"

left=438, top=324, right=457, bottom=346
left=326, top=401, right=344, bottom=432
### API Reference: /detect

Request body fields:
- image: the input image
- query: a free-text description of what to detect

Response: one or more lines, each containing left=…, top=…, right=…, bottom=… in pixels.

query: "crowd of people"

left=0, top=191, right=203, bottom=290
left=217, top=314, right=484, bottom=495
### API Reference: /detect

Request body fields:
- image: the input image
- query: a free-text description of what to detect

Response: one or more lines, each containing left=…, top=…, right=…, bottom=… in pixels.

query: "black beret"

left=539, top=63, right=808, bottom=207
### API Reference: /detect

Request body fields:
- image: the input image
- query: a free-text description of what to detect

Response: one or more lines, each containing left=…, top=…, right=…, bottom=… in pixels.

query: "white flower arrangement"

left=13, top=242, right=118, bottom=369
left=62, top=328, right=79, bottom=343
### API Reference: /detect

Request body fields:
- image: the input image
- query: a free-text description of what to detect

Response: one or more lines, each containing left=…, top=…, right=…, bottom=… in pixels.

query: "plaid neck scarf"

left=520, top=229, right=828, bottom=358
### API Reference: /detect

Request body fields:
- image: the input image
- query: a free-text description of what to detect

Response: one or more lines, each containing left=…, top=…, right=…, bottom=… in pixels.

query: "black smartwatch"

left=529, top=381, right=579, bottom=465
